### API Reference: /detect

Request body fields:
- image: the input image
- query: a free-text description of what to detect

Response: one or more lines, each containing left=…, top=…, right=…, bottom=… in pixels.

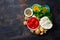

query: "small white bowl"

left=40, top=16, right=53, bottom=29
left=24, top=8, right=33, bottom=17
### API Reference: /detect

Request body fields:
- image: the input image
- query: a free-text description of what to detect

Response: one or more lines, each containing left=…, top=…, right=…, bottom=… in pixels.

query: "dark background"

left=0, top=0, right=60, bottom=40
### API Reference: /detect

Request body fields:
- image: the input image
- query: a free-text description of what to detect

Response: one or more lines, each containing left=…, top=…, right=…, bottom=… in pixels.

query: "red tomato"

left=27, top=17, right=39, bottom=30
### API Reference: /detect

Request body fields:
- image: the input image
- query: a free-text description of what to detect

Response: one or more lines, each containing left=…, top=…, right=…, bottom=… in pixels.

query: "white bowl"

left=40, top=16, right=53, bottom=29
left=24, top=8, right=33, bottom=17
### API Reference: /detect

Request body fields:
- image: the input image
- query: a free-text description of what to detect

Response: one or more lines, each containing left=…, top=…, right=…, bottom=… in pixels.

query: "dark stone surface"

left=0, top=0, right=60, bottom=40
